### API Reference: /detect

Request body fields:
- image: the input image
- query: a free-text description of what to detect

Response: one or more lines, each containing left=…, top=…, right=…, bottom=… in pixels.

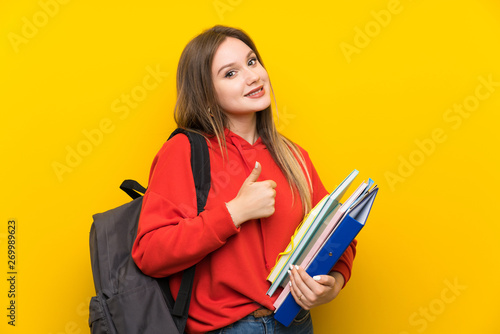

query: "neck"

left=227, top=114, right=258, bottom=144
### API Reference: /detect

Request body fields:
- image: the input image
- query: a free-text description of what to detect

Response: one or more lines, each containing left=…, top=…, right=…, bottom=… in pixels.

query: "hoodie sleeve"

left=131, top=134, right=240, bottom=278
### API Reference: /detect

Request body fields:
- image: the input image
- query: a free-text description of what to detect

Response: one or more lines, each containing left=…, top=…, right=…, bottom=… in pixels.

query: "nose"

left=245, top=67, right=260, bottom=85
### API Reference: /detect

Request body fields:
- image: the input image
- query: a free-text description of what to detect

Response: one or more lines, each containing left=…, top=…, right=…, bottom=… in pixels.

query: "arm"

left=131, top=135, right=240, bottom=277
left=132, top=135, right=278, bottom=278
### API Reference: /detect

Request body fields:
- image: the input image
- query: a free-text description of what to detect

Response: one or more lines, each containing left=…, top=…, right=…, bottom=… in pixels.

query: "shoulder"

left=294, top=142, right=311, bottom=160
left=157, top=131, right=192, bottom=157
left=282, top=134, right=325, bottom=175
left=280, top=134, right=313, bottom=165
left=147, top=132, right=194, bottom=189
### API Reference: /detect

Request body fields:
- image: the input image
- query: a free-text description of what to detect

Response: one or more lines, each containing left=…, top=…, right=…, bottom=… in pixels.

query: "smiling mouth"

left=245, top=86, right=263, bottom=97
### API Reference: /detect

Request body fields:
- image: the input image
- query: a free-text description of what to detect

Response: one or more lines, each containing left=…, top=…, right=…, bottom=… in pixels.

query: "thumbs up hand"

left=225, top=162, right=277, bottom=227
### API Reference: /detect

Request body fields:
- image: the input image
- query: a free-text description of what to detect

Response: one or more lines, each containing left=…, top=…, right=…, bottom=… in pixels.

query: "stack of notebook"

left=266, top=169, right=379, bottom=326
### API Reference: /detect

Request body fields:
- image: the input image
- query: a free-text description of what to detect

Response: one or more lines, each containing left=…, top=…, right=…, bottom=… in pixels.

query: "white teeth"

left=246, top=87, right=262, bottom=96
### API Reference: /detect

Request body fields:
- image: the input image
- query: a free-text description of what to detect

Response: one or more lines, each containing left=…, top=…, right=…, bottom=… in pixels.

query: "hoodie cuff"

left=330, top=260, right=352, bottom=288
left=200, top=202, right=241, bottom=242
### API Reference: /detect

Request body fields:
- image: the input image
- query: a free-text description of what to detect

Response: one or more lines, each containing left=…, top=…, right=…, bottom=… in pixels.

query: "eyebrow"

left=216, top=50, right=256, bottom=76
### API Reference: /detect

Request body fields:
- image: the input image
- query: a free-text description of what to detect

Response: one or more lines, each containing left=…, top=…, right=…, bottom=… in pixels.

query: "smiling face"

left=211, top=37, right=271, bottom=125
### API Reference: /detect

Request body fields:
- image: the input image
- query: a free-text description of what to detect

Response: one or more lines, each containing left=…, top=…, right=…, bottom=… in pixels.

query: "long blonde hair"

left=174, top=25, right=313, bottom=214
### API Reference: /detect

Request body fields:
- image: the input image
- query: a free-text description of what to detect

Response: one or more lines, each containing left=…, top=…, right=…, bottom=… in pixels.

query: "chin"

left=254, top=98, right=272, bottom=111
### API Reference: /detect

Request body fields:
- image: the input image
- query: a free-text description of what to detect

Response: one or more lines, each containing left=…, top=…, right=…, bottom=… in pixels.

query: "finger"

left=244, top=161, right=261, bottom=183
left=311, top=274, right=336, bottom=287
left=291, top=265, right=312, bottom=295
left=289, top=268, right=308, bottom=309
left=290, top=265, right=315, bottom=308
left=296, top=266, right=334, bottom=296
left=293, top=265, right=337, bottom=307
left=263, top=182, right=277, bottom=198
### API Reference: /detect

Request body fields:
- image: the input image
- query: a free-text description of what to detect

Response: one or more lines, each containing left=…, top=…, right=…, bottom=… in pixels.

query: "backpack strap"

left=119, top=179, right=147, bottom=199
left=159, top=128, right=211, bottom=333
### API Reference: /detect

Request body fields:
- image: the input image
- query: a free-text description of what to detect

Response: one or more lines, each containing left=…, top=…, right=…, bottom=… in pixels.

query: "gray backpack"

left=88, top=129, right=211, bottom=333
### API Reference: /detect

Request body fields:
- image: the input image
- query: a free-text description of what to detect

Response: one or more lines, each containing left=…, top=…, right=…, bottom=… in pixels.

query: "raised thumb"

left=245, top=161, right=261, bottom=183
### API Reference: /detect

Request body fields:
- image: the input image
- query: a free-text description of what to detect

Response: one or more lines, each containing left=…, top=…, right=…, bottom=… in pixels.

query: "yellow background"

left=1, top=0, right=499, bottom=333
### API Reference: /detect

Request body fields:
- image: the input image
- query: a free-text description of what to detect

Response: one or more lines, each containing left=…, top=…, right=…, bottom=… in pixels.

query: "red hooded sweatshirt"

left=132, top=130, right=356, bottom=333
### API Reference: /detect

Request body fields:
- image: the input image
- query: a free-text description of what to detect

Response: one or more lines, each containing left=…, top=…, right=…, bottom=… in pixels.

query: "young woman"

left=132, top=25, right=356, bottom=334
